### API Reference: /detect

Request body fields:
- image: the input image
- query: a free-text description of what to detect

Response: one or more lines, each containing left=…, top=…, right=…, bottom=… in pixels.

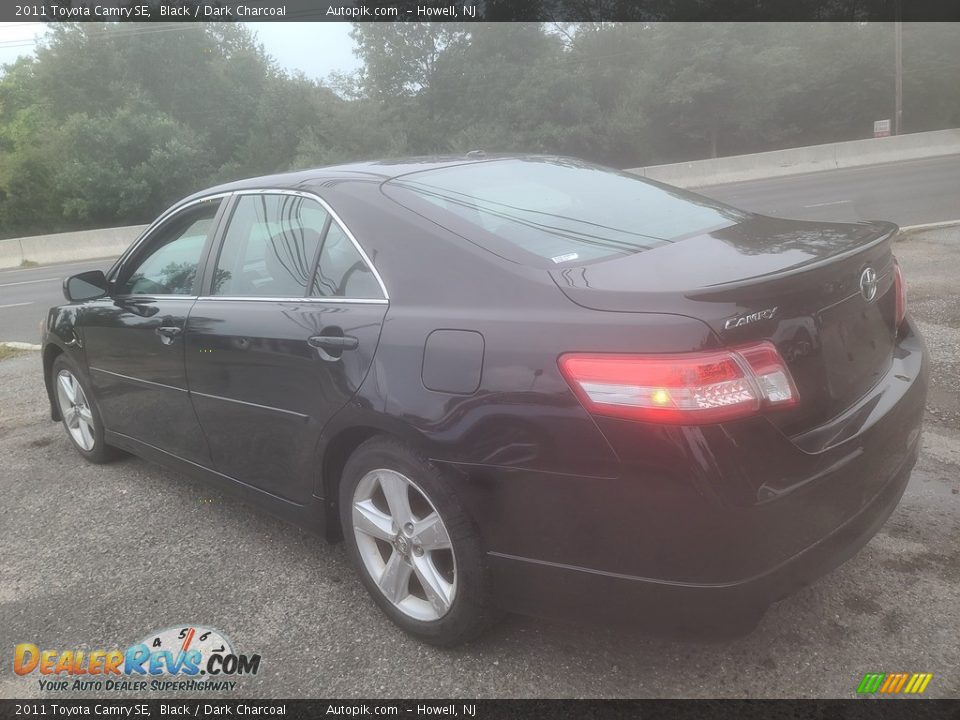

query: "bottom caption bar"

left=1, top=700, right=956, bottom=719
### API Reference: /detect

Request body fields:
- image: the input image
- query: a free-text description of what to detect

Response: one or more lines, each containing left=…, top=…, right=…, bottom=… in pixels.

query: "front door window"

left=116, top=201, right=221, bottom=295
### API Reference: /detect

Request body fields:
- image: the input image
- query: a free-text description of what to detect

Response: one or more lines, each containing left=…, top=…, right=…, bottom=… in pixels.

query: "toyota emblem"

left=860, top=266, right=878, bottom=302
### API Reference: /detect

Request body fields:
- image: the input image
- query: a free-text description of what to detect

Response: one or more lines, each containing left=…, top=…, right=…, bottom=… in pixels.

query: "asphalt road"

left=2, top=154, right=958, bottom=345
left=0, top=258, right=113, bottom=344
left=698, top=153, right=960, bottom=226
left=0, top=227, right=957, bottom=700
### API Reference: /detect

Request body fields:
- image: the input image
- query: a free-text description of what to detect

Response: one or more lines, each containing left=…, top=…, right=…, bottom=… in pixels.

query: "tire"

left=51, top=354, right=119, bottom=464
left=339, top=436, right=498, bottom=646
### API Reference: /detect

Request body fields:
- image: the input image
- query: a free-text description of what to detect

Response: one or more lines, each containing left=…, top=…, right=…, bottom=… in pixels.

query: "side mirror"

left=63, top=270, right=109, bottom=302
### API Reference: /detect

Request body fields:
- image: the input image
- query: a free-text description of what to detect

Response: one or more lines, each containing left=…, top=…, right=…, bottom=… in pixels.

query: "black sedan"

left=42, top=156, right=927, bottom=645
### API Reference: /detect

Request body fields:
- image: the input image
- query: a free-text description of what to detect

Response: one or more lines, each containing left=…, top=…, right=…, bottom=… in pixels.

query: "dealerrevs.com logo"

left=14, top=625, right=261, bottom=692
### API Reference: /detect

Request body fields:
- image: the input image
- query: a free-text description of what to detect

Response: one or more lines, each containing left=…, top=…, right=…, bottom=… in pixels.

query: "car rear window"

left=383, top=158, right=747, bottom=266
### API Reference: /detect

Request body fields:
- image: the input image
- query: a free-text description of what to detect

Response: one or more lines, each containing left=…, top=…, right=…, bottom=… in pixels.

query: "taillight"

left=893, top=258, right=906, bottom=328
left=558, top=341, right=798, bottom=425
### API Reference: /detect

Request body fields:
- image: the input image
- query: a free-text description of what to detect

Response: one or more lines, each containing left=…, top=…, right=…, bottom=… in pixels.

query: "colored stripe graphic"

left=886, top=674, right=909, bottom=693
left=914, top=674, right=933, bottom=694
left=857, top=673, right=885, bottom=693
left=857, top=672, right=933, bottom=695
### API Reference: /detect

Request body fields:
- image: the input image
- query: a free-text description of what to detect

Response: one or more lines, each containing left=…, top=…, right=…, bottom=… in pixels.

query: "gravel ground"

left=1, top=228, right=958, bottom=700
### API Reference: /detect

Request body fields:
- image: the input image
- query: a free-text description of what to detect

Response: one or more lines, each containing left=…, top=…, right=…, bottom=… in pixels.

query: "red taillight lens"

left=893, top=258, right=906, bottom=328
left=558, top=341, right=798, bottom=425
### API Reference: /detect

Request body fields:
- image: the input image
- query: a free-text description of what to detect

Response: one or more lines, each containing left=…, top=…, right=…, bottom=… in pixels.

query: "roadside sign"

left=874, top=119, right=892, bottom=138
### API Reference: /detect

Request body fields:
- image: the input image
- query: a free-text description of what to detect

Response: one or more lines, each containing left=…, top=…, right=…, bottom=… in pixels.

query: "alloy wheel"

left=351, top=468, right=457, bottom=622
left=56, top=369, right=96, bottom=451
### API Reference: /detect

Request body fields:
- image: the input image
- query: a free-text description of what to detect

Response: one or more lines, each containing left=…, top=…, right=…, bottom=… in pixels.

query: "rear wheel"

left=51, top=354, right=118, bottom=464
left=339, top=436, right=497, bottom=646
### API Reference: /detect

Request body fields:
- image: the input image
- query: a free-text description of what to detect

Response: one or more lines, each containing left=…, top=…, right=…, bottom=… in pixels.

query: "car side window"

left=212, top=194, right=329, bottom=297
left=311, top=221, right=384, bottom=299
left=116, top=201, right=221, bottom=296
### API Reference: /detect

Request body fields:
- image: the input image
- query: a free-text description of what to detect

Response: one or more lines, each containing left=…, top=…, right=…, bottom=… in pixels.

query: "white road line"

left=802, top=200, right=851, bottom=208
left=0, top=302, right=33, bottom=310
left=0, top=277, right=60, bottom=288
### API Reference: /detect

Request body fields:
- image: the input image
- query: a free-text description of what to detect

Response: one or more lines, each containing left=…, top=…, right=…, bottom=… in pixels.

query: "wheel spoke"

left=378, top=472, right=413, bottom=526
left=77, top=419, right=94, bottom=450
left=58, top=373, right=77, bottom=403
left=413, top=512, right=452, bottom=551
left=352, top=500, right=394, bottom=541
left=412, top=555, right=453, bottom=616
left=378, top=550, right=412, bottom=604
left=77, top=406, right=94, bottom=424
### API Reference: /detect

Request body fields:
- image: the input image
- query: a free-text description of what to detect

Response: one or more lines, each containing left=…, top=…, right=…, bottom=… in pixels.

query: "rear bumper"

left=486, top=441, right=915, bottom=626
left=444, top=319, right=927, bottom=625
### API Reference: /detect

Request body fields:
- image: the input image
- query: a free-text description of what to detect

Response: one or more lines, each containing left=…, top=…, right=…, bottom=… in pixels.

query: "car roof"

left=181, top=154, right=539, bottom=204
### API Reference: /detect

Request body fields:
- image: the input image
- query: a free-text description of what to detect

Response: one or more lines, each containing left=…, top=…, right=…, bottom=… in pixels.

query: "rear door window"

left=212, top=193, right=330, bottom=297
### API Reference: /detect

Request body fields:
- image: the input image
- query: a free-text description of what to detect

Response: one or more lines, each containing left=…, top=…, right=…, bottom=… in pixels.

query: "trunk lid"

left=550, top=215, right=901, bottom=434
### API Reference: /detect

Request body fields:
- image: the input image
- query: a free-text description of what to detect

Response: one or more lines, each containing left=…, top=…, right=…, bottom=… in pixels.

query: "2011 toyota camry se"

left=42, top=155, right=927, bottom=645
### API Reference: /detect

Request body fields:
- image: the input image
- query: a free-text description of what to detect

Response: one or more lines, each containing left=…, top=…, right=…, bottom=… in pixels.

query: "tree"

left=1, top=21, right=959, bottom=239
left=54, top=103, right=211, bottom=225
left=351, top=23, right=469, bottom=101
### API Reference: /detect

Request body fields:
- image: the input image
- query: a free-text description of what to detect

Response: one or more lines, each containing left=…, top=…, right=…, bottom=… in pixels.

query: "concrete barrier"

left=0, top=237, right=24, bottom=269
left=3, top=129, right=958, bottom=269
left=0, top=224, right=147, bottom=269
left=628, top=128, right=960, bottom=188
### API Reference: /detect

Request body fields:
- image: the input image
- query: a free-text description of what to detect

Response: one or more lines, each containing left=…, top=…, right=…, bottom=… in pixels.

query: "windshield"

left=385, top=158, right=747, bottom=266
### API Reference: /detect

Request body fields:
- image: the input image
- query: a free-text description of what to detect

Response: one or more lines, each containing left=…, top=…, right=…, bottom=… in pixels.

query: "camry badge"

left=724, top=307, right=778, bottom=330
left=860, top=266, right=878, bottom=302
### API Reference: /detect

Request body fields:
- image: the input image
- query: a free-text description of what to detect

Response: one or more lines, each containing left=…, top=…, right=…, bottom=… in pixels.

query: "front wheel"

left=339, top=436, right=497, bottom=646
left=51, top=354, right=118, bottom=464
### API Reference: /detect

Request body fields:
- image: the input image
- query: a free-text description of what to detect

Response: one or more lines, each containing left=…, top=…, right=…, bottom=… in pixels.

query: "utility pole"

left=894, top=3, right=903, bottom=135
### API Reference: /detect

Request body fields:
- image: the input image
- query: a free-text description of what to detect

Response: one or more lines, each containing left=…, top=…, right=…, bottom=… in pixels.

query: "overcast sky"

left=0, top=22, right=361, bottom=81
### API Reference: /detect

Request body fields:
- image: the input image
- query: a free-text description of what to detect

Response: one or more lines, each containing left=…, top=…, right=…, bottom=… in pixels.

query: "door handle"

left=155, top=326, right=182, bottom=345
left=308, top=334, right=359, bottom=351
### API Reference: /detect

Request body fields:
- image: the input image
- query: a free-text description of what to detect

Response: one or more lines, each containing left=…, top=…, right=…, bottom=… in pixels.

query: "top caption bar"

left=7, top=0, right=960, bottom=23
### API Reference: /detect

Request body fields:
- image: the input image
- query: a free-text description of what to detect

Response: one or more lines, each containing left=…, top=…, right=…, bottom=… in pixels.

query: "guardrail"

left=0, top=224, right=147, bottom=270
left=627, top=128, right=960, bottom=188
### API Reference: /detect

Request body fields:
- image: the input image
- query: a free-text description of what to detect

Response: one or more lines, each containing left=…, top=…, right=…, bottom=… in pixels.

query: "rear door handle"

left=308, top=335, right=358, bottom=351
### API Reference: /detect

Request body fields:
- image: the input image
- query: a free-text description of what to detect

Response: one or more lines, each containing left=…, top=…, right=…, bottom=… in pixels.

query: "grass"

left=19, top=258, right=38, bottom=268
left=0, top=345, right=25, bottom=361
